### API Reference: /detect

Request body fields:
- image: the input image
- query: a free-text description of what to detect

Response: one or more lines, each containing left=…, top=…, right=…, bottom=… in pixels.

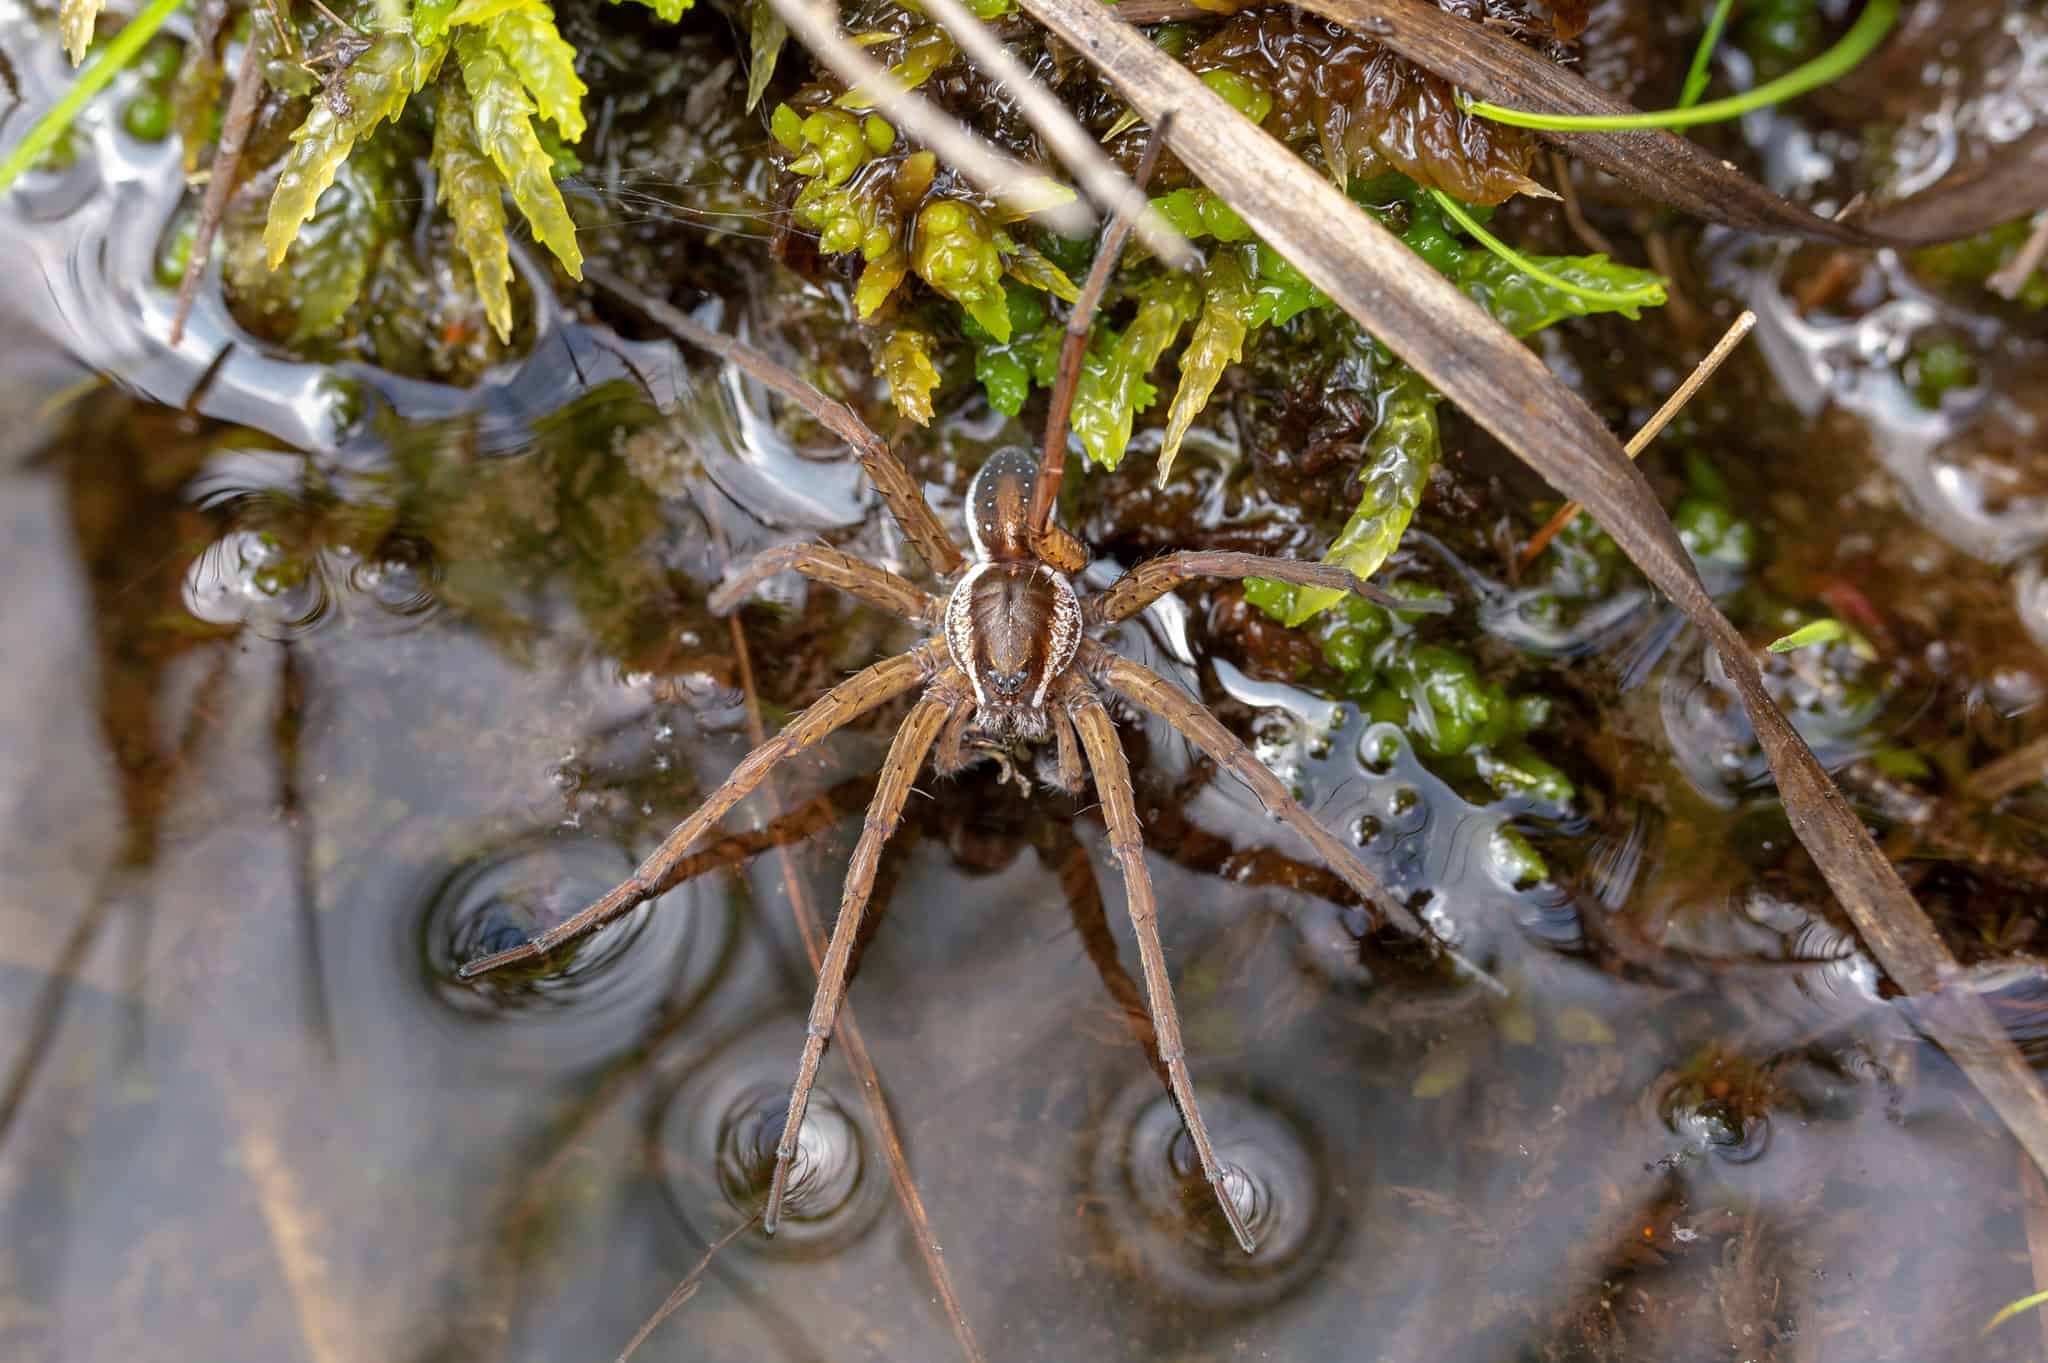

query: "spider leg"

left=1087, top=550, right=1422, bottom=627
left=458, top=641, right=942, bottom=978
left=764, top=685, right=957, bottom=1235
left=1063, top=675, right=1259, bottom=1255
left=584, top=264, right=966, bottom=578
left=1084, top=643, right=1505, bottom=996
left=709, top=542, right=941, bottom=627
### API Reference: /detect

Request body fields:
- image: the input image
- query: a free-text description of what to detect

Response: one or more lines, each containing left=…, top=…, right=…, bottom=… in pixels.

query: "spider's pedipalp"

left=1062, top=673, right=1259, bottom=1255
left=456, top=640, right=942, bottom=979
left=764, top=683, right=960, bottom=1236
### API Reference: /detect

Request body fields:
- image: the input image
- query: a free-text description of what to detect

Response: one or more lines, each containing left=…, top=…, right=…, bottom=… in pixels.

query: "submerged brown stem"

left=614, top=1211, right=762, bottom=1363
left=726, top=616, right=988, bottom=1363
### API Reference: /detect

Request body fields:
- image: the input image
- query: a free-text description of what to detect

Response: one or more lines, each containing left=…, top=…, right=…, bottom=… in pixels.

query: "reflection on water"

left=5, top=7, right=2048, bottom=1363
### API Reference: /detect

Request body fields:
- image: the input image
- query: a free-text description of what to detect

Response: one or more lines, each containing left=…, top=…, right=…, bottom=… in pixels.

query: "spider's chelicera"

left=464, top=193, right=1485, bottom=1254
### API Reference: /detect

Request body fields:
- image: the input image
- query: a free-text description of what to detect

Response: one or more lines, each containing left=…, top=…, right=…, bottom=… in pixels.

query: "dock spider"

left=461, top=172, right=1482, bottom=1252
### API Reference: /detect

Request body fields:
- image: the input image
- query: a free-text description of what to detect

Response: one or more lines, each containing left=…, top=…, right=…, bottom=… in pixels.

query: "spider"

left=460, top=162, right=1486, bottom=1253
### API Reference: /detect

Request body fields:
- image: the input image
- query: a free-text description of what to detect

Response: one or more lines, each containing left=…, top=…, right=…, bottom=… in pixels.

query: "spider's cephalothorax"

left=944, top=448, right=1081, bottom=741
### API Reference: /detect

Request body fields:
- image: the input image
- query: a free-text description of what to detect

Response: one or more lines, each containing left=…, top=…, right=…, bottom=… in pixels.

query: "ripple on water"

left=414, top=832, right=725, bottom=1066
left=181, top=484, right=446, bottom=641
left=1091, top=1074, right=1339, bottom=1313
left=652, top=1018, right=887, bottom=1257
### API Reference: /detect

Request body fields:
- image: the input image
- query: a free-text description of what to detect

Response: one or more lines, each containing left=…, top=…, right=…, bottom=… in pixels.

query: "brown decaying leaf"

left=1859, top=127, right=2048, bottom=247
left=1121, top=0, right=2048, bottom=248
left=1300, top=0, right=1886, bottom=244
left=1186, top=8, right=1541, bottom=204
left=1013, top=0, right=2048, bottom=1177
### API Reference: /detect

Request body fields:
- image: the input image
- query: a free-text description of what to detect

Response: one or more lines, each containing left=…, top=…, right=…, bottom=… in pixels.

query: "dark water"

left=6, top=3, right=2048, bottom=1361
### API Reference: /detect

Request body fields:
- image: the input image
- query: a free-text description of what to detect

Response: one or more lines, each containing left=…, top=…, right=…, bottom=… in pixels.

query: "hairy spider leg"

left=457, top=641, right=943, bottom=978
left=1063, top=677, right=1259, bottom=1254
left=1086, top=644, right=1507, bottom=997
left=584, top=263, right=967, bottom=578
left=1086, top=549, right=1424, bottom=627
left=1027, top=120, right=1177, bottom=545
left=709, top=542, right=941, bottom=627
left=764, top=687, right=958, bottom=1235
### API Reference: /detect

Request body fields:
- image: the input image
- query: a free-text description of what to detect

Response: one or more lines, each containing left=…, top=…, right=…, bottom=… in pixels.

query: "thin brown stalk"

left=1988, top=211, right=2048, bottom=301
left=914, top=0, right=1191, bottom=268
left=1013, top=0, right=2048, bottom=1188
left=1028, top=122, right=1171, bottom=539
left=1519, top=308, right=1755, bottom=568
left=1549, top=150, right=1617, bottom=258
left=613, top=1211, right=762, bottom=1363
left=726, top=614, right=988, bottom=1363
left=764, top=0, right=1091, bottom=238
left=172, top=26, right=268, bottom=346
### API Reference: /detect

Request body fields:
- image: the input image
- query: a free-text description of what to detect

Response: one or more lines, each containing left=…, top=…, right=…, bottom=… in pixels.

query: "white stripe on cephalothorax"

left=1030, top=565, right=1081, bottom=710
left=946, top=562, right=992, bottom=708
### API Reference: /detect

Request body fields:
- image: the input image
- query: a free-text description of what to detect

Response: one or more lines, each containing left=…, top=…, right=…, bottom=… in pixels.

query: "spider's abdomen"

left=944, top=563, right=1080, bottom=737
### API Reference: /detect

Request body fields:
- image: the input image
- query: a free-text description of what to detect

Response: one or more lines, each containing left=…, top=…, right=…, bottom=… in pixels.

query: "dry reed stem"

left=1519, top=309, right=1756, bottom=568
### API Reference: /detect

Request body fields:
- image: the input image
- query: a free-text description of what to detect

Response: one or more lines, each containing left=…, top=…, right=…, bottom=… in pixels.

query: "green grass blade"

left=0, top=0, right=188, bottom=194
left=1680, top=0, right=1737, bottom=108
left=1428, top=190, right=1667, bottom=311
left=1464, top=0, right=1897, bottom=131
left=1984, top=1288, right=2048, bottom=1336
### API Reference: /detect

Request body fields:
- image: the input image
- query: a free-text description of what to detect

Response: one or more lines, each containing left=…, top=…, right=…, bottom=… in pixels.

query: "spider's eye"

left=986, top=666, right=1030, bottom=697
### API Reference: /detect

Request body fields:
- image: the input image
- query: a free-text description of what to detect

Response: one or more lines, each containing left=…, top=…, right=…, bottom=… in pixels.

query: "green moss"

left=1907, top=338, right=1978, bottom=407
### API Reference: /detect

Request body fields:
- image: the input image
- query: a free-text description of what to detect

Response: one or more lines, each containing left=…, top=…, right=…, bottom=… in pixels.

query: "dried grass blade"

left=1300, top=0, right=1880, bottom=245
left=1012, top=0, right=2048, bottom=1179
left=915, top=0, right=1191, bottom=268
left=764, top=0, right=1092, bottom=237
